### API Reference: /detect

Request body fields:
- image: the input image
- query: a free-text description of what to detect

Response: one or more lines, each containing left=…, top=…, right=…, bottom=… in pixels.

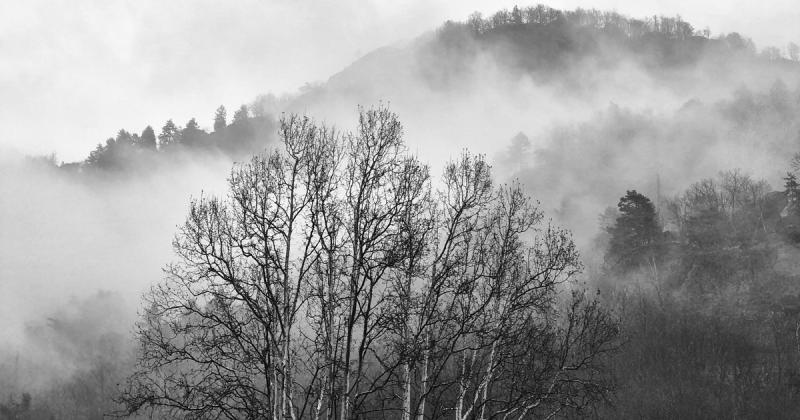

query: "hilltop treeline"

left=596, top=163, right=800, bottom=417
left=51, top=104, right=277, bottom=174
left=6, top=4, right=800, bottom=420
left=10, top=161, right=800, bottom=419
left=52, top=4, right=800, bottom=175
left=421, top=4, right=797, bottom=85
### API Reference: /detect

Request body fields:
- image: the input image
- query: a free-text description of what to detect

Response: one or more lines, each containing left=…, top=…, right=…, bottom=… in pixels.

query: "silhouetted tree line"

left=419, top=4, right=798, bottom=88
left=466, top=6, right=696, bottom=40
left=8, top=4, right=800, bottom=419
left=76, top=104, right=276, bottom=172
left=51, top=5, right=800, bottom=176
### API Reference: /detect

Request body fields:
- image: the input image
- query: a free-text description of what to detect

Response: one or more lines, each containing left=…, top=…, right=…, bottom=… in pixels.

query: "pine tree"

left=232, top=105, right=249, bottom=125
left=140, top=126, right=157, bottom=151
left=785, top=172, right=799, bottom=212
left=605, top=190, right=663, bottom=270
left=158, top=119, right=180, bottom=149
left=213, top=105, right=227, bottom=133
left=511, top=5, right=523, bottom=25
left=115, top=129, right=135, bottom=147
left=785, top=172, right=798, bottom=198
left=227, top=105, right=253, bottom=151
left=181, top=118, right=205, bottom=147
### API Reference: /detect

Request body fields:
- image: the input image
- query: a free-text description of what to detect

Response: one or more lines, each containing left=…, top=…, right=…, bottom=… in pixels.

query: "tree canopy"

left=605, top=190, right=662, bottom=270
left=119, top=106, right=618, bottom=420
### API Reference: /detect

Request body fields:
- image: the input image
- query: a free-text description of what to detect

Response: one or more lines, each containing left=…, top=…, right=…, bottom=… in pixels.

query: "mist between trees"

left=5, top=4, right=800, bottom=419
left=8, top=101, right=800, bottom=418
left=111, top=105, right=618, bottom=419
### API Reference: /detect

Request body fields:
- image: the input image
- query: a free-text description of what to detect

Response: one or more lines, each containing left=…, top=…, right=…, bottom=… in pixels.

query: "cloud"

left=1, top=0, right=799, bottom=394
left=2, top=1, right=798, bottom=161
left=0, top=153, right=231, bottom=345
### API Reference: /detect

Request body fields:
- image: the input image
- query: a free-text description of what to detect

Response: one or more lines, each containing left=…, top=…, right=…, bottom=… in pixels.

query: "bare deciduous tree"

left=119, top=106, right=618, bottom=420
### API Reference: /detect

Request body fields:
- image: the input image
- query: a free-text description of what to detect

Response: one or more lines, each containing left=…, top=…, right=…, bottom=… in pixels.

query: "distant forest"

left=44, top=104, right=278, bottom=173
left=7, top=4, right=800, bottom=420
left=40, top=4, right=798, bottom=175
left=419, top=5, right=797, bottom=89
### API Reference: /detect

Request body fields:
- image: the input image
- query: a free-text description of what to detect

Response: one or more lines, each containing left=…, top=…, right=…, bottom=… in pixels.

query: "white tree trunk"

left=416, top=344, right=429, bottom=420
left=402, top=362, right=413, bottom=420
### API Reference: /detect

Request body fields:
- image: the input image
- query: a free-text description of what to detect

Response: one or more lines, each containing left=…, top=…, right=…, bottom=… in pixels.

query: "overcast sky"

left=2, top=0, right=799, bottom=161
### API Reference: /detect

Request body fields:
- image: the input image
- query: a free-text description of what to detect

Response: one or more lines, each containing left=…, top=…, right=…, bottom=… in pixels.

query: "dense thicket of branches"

left=119, top=106, right=618, bottom=419
left=10, top=5, right=800, bottom=419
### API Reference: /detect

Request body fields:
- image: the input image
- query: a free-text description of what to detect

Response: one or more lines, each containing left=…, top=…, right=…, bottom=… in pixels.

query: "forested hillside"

left=4, top=4, right=800, bottom=419
left=288, top=5, right=798, bottom=114
left=48, top=4, right=799, bottom=176
left=48, top=104, right=277, bottom=174
left=596, top=170, right=800, bottom=418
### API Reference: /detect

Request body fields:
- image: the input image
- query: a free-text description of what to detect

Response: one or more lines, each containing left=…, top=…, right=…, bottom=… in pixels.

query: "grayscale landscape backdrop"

left=2, top=1, right=800, bottom=419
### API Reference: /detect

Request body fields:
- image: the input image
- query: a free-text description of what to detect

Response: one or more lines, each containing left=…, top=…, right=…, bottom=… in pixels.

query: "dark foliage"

left=605, top=190, right=663, bottom=271
left=601, top=169, right=800, bottom=419
left=64, top=104, right=276, bottom=173
left=417, top=4, right=774, bottom=90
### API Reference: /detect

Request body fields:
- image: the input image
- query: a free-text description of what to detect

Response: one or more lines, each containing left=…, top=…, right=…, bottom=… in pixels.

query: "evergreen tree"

left=232, top=105, right=249, bottom=125
left=181, top=118, right=205, bottom=147
left=158, top=119, right=180, bottom=149
left=213, top=105, right=227, bottom=133
left=511, top=5, right=523, bottom=25
left=140, top=126, right=157, bottom=151
left=115, top=129, right=135, bottom=147
left=782, top=172, right=800, bottom=241
left=86, top=143, right=107, bottom=168
left=784, top=172, right=799, bottom=201
left=606, top=190, right=663, bottom=270
left=227, top=105, right=253, bottom=151
left=785, top=172, right=800, bottom=215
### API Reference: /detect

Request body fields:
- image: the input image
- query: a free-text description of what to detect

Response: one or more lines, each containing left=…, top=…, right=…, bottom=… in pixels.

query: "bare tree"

left=119, top=106, right=618, bottom=419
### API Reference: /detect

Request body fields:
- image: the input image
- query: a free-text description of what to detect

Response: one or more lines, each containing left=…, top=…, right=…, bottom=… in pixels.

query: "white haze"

left=1, top=0, right=799, bottom=160
left=1, top=0, right=800, bottom=394
left=0, top=152, right=230, bottom=344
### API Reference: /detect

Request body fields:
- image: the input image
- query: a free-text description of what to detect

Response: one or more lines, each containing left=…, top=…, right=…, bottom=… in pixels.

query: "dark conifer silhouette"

left=213, top=105, right=227, bottom=133
left=605, top=190, right=662, bottom=269
left=139, top=125, right=157, bottom=151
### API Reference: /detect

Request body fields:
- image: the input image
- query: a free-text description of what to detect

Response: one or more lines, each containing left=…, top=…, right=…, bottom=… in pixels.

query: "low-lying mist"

left=503, top=83, right=800, bottom=248
left=3, top=5, right=800, bottom=416
left=270, top=10, right=800, bottom=248
left=0, top=152, right=231, bottom=355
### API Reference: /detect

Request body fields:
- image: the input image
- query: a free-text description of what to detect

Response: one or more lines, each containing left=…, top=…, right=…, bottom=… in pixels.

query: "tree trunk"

left=478, top=341, right=498, bottom=420
left=402, top=362, right=413, bottom=420
left=416, top=343, right=429, bottom=420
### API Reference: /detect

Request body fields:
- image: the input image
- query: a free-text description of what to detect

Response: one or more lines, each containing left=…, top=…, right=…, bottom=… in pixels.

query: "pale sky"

left=1, top=0, right=798, bottom=161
